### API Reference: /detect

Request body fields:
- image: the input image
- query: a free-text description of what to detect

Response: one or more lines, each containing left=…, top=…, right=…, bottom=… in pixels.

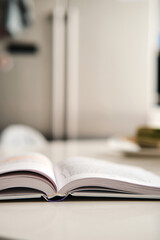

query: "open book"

left=0, top=153, right=160, bottom=201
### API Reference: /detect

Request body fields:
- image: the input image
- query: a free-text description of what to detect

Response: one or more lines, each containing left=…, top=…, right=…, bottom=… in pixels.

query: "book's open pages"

left=0, top=154, right=160, bottom=201
left=55, top=157, right=160, bottom=198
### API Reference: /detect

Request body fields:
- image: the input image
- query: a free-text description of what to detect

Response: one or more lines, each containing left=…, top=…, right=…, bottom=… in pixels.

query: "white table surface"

left=0, top=139, right=160, bottom=240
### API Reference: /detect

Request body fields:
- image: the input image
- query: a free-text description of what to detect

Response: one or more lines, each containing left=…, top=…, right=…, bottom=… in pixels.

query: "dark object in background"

left=0, top=0, right=34, bottom=39
left=18, top=0, right=32, bottom=26
left=0, top=1, right=9, bottom=38
left=6, top=42, right=38, bottom=54
left=136, top=126, right=160, bottom=148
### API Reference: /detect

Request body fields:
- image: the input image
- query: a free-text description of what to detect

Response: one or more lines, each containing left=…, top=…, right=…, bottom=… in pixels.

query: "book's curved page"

left=0, top=153, right=57, bottom=198
left=54, top=157, right=160, bottom=196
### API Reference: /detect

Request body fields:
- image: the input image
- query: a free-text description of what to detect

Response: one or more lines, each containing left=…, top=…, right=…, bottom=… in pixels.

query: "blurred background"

left=0, top=0, right=159, bottom=141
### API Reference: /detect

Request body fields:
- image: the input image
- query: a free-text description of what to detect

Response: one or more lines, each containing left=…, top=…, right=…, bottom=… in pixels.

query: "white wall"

left=68, top=0, right=152, bottom=137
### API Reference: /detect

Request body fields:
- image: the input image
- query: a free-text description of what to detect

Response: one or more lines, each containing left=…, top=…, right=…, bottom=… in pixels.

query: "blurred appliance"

left=52, top=0, right=153, bottom=139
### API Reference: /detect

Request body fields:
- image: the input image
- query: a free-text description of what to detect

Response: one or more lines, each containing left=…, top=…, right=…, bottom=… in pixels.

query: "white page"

left=0, top=153, right=56, bottom=186
left=55, top=157, right=160, bottom=192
